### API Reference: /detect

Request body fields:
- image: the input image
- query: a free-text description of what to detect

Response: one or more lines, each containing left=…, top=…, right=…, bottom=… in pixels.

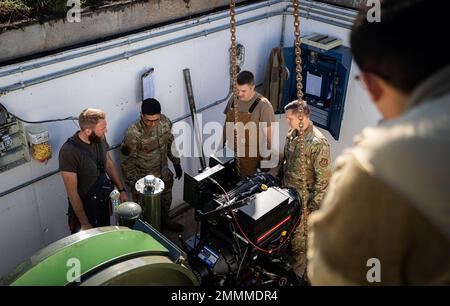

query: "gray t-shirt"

left=59, top=132, right=109, bottom=196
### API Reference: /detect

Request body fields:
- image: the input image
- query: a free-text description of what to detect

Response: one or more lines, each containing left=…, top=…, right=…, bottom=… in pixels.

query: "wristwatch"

left=118, top=188, right=126, bottom=193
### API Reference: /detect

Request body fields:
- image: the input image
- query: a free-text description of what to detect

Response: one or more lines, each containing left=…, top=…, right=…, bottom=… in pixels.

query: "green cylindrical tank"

left=135, top=175, right=165, bottom=230
left=2, top=226, right=198, bottom=286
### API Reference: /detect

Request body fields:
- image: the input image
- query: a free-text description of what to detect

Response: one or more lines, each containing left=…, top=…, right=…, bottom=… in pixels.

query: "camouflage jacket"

left=120, top=114, right=180, bottom=186
left=281, top=122, right=331, bottom=210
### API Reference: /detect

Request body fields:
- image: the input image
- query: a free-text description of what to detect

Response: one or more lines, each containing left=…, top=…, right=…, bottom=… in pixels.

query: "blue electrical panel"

left=278, top=44, right=352, bottom=140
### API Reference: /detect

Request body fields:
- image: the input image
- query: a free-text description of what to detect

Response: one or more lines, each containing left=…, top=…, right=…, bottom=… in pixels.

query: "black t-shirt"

left=59, top=132, right=109, bottom=197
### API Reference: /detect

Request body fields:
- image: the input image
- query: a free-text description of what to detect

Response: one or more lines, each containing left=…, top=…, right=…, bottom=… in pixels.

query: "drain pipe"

left=316, top=0, right=363, bottom=10
left=0, top=0, right=289, bottom=78
left=183, top=68, right=206, bottom=169
left=280, top=13, right=287, bottom=47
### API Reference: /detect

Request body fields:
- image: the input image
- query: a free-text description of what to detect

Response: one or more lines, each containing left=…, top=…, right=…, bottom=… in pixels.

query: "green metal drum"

left=2, top=226, right=198, bottom=286
left=81, top=255, right=198, bottom=286
left=135, top=175, right=165, bottom=231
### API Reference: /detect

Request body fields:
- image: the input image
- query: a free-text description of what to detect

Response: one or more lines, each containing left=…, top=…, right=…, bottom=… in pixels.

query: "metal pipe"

left=304, top=7, right=355, bottom=23
left=173, top=82, right=233, bottom=123
left=315, top=0, right=363, bottom=10
left=288, top=6, right=353, bottom=29
left=0, top=1, right=357, bottom=197
left=0, top=0, right=356, bottom=77
left=280, top=13, right=287, bottom=47
left=0, top=1, right=356, bottom=94
left=0, top=84, right=237, bottom=199
left=0, top=0, right=289, bottom=78
left=0, top=169, right=59, bottom=198
left=183, top=68, right=206, bottom=169
left=305, top=0, right=358, bottom=17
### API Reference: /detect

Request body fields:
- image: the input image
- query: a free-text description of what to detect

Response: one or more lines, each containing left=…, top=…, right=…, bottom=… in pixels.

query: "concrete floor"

left=161, top=206, right=199, bottom=249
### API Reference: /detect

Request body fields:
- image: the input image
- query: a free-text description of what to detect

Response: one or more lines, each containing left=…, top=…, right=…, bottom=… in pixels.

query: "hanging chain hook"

left=230, top=0, right=241, bottom=178
left=293, top=0, right=309, bottom=245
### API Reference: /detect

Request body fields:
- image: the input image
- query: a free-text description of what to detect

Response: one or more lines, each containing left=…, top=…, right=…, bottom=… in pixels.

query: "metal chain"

left=293, top=0, right=309, bottom=241
left=230, top=0, right=241, bottom=178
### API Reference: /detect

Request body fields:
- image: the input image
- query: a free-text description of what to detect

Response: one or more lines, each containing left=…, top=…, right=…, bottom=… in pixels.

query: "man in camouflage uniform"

left=120, top=98, right=184, bottom=231
left=279, top=100, right=331, bottom=277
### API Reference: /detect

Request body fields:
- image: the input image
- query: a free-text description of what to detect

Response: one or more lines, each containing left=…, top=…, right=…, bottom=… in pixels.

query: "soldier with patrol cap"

left=279, top=100, right=331, bottom=277
left=120, top=98, right=184, bottom=232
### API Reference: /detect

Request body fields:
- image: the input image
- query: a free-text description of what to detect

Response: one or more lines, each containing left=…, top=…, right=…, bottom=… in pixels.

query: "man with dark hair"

left=120, top=98, right=184, bottom=231
left=223, top=70, right=275, bottom=177
left=280, top=100, right=331, bottom=277
left=59, top=108, right=128, bottom=233
left=308, top=0, right=450, bottom=285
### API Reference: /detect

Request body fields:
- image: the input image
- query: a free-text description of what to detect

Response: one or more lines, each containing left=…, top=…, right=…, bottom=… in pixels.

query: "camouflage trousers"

left=131, top=169, right=174, bottom=221
left=291, top=198, right=320, bottom=278
left=291, top=218, right=310, bottom=278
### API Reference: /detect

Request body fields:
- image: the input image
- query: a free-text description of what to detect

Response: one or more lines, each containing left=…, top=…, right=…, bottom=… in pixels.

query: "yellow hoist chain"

left=229, top=2, right=307, bottom=239
left=293, top=0, right=309, bottom=243
left=229, top=0, right=241, bottom=178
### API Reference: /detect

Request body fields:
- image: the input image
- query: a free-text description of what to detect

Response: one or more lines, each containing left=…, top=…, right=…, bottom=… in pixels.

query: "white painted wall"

left=0, top=1, right=381, bottom=278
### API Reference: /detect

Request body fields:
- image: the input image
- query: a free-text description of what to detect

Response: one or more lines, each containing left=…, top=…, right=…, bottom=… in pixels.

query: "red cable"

left=231, top=209, right=301, bottom=254
left=213, top=178, right=302, bottom=254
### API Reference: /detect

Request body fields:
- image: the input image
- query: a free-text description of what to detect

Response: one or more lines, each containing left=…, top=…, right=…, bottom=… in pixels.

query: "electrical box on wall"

left=26, top=125, right=52, bottom=163
left=0, top=111, right=30, bottom=173
left=279, top=43, right=352, bottom=140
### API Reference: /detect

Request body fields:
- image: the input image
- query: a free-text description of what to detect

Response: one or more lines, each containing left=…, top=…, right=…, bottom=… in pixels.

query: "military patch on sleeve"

left=321, top=145, right=330, bottom=157
left=319, top=158, right=329, bottom=168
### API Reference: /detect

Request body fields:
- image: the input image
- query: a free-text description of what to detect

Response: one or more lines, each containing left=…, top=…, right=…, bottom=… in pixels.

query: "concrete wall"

left=0, top=0, right=380, bottom=278
left=0, top=0, right=250, bottom=63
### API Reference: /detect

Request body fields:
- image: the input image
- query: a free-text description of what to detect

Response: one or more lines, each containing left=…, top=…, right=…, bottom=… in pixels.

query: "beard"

left=88, top=133, right=103, bottom=143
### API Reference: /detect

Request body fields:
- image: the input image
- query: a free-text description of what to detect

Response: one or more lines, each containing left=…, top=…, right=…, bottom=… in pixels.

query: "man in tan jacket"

left=308, top=0, right=450, bottom=285
left=223, top=71, right=275, bottom=178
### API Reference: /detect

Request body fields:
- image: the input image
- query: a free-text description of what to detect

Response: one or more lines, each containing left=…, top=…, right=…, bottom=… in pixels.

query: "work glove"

left=174, top=164, right=183, bottom=180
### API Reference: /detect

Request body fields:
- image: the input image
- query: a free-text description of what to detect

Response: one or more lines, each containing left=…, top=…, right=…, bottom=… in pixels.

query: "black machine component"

left=183, top=147, right=237, bottom=209
left=182, top=155, right=303, bottom=286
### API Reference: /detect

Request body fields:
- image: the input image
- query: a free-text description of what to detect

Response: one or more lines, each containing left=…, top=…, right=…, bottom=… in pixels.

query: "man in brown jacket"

left=308, top=0, right=450, bottom=285
left=223, top=71, right=275, bottom=178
